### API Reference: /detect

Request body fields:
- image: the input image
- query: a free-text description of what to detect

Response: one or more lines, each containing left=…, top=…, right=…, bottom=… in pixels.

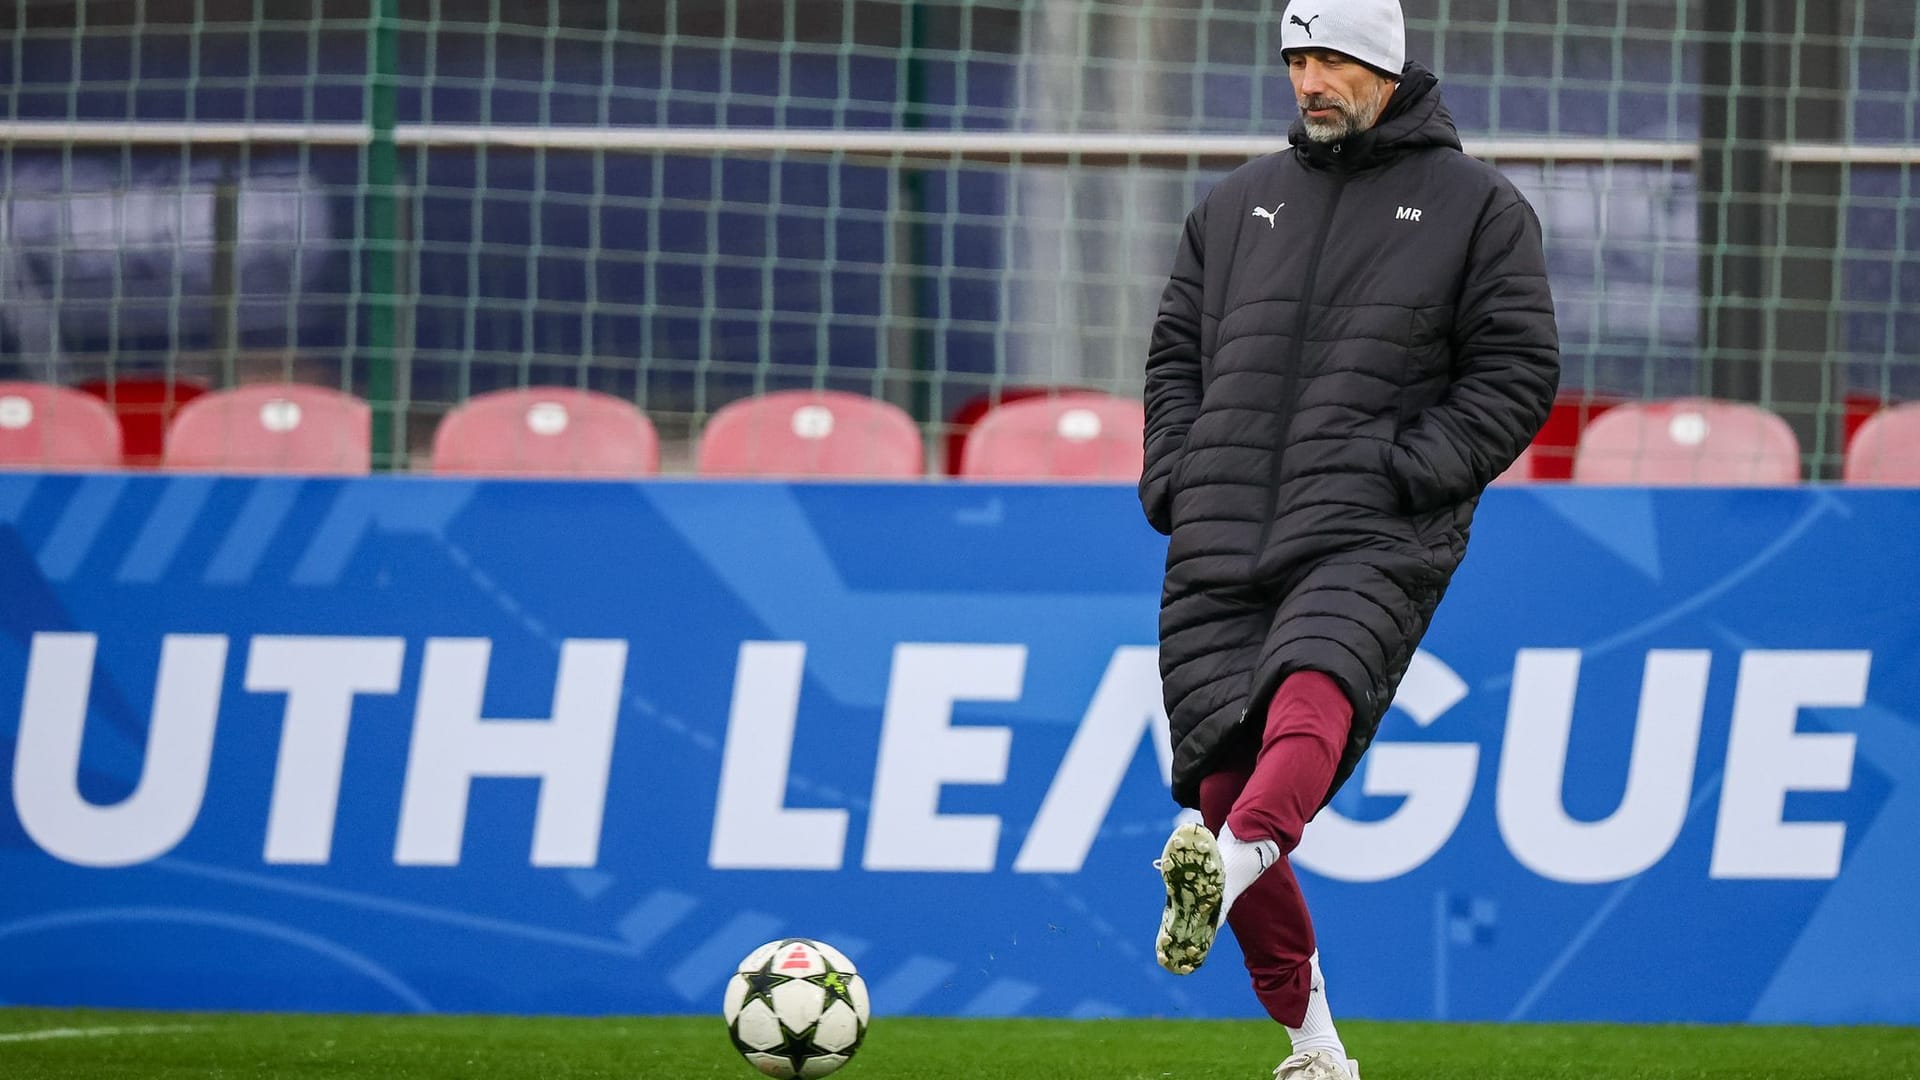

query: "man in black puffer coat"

left=1143, top=2, right=1557, bottom=1076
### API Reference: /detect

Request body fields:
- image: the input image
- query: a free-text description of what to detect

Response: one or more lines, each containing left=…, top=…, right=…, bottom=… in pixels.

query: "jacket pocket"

left=1165, top=448, right=1203, bottom=530
left=1376, top=436, right=1413, bottom=514
left=1140, top=448, right=1179, bottom=535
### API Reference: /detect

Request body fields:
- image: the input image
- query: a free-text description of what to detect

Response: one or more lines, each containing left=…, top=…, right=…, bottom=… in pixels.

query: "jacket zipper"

left=1251, top=171, right=1350, bottom=564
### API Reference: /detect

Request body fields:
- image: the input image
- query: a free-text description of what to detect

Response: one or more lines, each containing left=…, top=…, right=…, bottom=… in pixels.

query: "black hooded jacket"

left=1141, top=64, right=1559, bottom=810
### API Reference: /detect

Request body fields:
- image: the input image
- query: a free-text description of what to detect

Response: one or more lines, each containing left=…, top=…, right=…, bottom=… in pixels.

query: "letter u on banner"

left=1497, top=649, right=1709, bottom=884
left=13, top=632, right=227, bottom=868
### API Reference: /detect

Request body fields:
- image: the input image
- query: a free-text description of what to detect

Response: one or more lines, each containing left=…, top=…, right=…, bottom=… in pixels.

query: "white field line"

left=0, top=1024, right=196, bottom=1044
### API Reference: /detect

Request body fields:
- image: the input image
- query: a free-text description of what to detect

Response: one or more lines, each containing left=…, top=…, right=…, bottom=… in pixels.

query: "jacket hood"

left=1289, top=61, right=1461, bottom=169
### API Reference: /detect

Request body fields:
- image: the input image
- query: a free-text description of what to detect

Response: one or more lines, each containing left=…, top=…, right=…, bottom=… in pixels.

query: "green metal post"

left=363, top=0, right=401, bottom=468
left=904, top=0, right=934, bottom=426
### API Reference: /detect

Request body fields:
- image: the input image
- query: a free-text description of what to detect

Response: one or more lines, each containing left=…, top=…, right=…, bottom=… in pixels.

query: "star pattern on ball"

left=774, top=1018, right=829, bottom=1077
left=740, top=954, right=796, bottom=1013
left=805, top=962, right=859, bottom=1011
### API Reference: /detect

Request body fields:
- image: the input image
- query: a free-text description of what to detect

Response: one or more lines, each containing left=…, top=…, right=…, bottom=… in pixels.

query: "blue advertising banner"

left=1, top=475, right=1916, bottom=1024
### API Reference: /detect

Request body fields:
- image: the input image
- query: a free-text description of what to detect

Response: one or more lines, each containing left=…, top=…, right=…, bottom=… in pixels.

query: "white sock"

left=1216, top=823, right=1280, bottom=921
left=1286, top=951, right=1347, bottom=1061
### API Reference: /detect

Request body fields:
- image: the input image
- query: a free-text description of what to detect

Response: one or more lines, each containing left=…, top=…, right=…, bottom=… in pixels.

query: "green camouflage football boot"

left=1153, top=821, right=1224, bottom=974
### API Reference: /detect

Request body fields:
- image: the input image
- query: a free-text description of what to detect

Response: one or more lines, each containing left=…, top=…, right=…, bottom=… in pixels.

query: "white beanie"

left=1279, top=0, right=1406, bottom=77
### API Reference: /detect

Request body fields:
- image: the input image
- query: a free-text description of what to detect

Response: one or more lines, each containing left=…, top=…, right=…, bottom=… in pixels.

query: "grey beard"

left=1301, top=83, right=1391, bottom=143
left=1302, top=110, right=1361, bottom=143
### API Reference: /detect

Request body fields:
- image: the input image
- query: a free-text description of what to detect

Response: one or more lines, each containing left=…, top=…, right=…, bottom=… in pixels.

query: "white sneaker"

left=1273, top=1049, right=1361, bottom=1079
left=1153, top=821, right=1224, bottom=974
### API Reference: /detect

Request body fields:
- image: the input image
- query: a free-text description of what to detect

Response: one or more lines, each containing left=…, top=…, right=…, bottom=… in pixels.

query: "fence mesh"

left=1, top=0, right=1915, bottom=477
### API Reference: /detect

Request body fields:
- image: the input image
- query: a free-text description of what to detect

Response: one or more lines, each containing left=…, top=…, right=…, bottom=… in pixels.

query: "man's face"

left=1288, top=48, right=1397, bottom=143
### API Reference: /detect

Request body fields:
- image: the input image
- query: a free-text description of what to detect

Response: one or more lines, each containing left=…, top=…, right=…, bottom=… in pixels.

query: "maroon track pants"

left=1197, top=670, right=1353, bottom=1027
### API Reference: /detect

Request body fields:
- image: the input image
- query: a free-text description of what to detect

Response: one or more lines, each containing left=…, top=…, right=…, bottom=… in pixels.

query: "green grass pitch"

left=2, top=1007, right=1917, bottom=1078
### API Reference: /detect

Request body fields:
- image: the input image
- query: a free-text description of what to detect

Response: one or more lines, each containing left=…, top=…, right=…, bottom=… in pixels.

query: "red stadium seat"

left=78, top=375, right=208, bottom=468
left=164, top=384, right=370, bottom=475
left=943, top=385, right=1089, bottom=475
left=432, top=388, right=660, bottom=478
left=1572, top=398, right=1800, bottom=485
left=1843, top=393, right=1891, bottom=455
left=1844, top=403, right=1920, bottom=485
left=0, top=382, right=123, bottom=469
left=697, top=390, right=924, bottom=478
left=959, top=392, right=1146, bottom=480
left=1528, top=393, right=1622, bottom=480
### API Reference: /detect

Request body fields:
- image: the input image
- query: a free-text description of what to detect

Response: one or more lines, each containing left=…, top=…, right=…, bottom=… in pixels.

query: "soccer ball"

left=722, top=938, right=871, bottom=1079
